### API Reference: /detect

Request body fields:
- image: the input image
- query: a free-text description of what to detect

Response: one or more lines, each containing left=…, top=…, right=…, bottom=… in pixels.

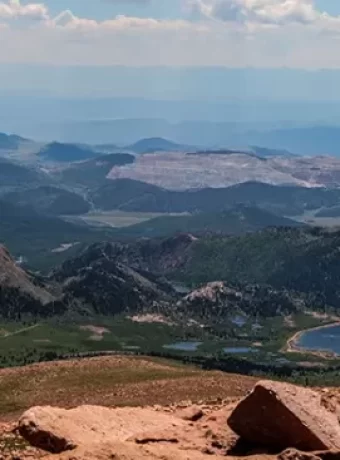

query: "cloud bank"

left=0, top=0, right=340, bottom=68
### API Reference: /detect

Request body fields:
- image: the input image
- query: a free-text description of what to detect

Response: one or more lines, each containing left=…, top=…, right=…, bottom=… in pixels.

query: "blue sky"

left=42, top=0, right=185, bottom=21
left=40, top=0, right=340, bottom=20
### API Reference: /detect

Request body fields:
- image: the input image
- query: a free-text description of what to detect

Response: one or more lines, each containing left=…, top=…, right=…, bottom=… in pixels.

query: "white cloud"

left=187, top=0, right=331, bottom=26
left=0, top=0, right=340, bottom=68
left=0, top=0, right=48, bottom=20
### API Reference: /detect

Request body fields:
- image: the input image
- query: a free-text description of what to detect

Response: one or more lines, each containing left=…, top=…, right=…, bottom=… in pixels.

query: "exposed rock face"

left=228, top=380, right=340, bottom=452
left=19, top=405, right=185, bottom=453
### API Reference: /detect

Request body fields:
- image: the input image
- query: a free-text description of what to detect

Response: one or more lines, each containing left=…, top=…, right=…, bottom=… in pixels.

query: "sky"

left=2, top=0, right=340, bottom=99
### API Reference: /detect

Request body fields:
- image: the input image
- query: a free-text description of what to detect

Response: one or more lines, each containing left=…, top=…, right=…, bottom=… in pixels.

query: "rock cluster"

left=10, top=380, right=340, bottom=459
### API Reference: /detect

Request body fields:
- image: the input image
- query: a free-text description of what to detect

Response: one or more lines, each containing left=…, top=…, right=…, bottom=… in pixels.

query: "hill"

left=0, top=158, right=44, bottom=188
left=169, top=227, right=340, bottom=307
left=90, top=179, right=163, bottom=211
left=59, top=153, right=135, bottom=188
left=178, top=281, right=306, bottom=320
left=0, top=200, right=97, bottom=267
left=0, top=132, right=28, bottom=150
left=120, top=206, right=302, bottom=239
left=127, top=137, right=188, bottom=154
left=56, top=234, right=196, bottom=281
left=52, top=243, right=174, bottom=316
left=85, top=227, right=340, bottom=308
left=39, top=142, right=99, bottom=162
left=90, top=179, right=340, bottom=217
left=3, top=186, right=90, bottom=216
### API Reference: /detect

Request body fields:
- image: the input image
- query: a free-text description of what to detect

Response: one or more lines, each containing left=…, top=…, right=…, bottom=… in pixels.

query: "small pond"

left=223, top=347, right=256, bottom=354
left=163, top=341, right=202, bottom=351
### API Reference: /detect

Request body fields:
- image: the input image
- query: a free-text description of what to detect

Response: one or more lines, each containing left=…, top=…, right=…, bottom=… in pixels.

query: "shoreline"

left=285, top=321, right=340, bottom=360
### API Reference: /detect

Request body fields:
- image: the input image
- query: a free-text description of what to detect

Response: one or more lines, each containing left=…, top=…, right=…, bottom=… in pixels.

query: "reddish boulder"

left=228, top=380, right=340, bottom=452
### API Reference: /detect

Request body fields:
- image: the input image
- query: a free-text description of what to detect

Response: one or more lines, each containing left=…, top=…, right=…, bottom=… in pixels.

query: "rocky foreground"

left=2, top=380, right=340, bottom=459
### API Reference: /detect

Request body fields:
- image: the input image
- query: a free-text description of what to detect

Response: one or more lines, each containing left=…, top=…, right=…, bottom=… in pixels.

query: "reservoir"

left=296, top=324, right=340, bottom=354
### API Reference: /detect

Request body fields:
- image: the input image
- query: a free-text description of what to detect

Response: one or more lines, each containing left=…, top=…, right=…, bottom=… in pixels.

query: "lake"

left=163, top=341, right=202, bottom=351
left=296, top=324, right=340, bottom=354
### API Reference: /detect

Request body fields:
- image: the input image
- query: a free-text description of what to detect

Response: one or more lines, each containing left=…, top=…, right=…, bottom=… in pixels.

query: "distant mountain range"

left=126, top=137, right=189, bottom=154
left=90, top=179, right=340, bottom=217
left=32, top=119, right=340, bottom=156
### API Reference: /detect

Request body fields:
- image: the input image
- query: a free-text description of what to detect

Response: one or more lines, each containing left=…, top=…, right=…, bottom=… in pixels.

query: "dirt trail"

left=2, top=323, right=40, bottom=338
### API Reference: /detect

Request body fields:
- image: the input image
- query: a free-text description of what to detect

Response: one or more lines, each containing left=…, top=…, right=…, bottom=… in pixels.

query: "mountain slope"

left=3, top=186, right=90, bottom=216
left=91, top=179, right=340, bottom=217
left=171, top=227, right=340, bottom=307
left=90, top=179, right=164, bottom=211
left=0, top=246, right=66, bottom=320
left=179, top=281, right=305, bottom=320
left=0, top=246, right=53, bottom=304
left=52, top=243, right=175, bottom=316
left=59, top=153, right=135, bottom=188
left=0, top=132, right=28, bottom=150
left=0, top=200, right=95, bottom=267
left=0, top=158, right=44, bottom=187
left=127, top=137, right=188, bottom=154
left=39, top=142, right=99, bottom=162
left=79, top=228, right=340, bottom=309
left=120, top=206, right=302, bottom=239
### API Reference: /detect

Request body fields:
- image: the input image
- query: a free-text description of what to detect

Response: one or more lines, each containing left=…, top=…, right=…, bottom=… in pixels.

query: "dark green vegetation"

left=90, top=179, right=340, bottom=217
left=0, top=158, right=44, bottom=188
left=59, top=153, right=135, bottom=188
left=3, top=186, right=90, bottom=216
left=119, top=206, right=302, bottom=238
left=127, top=137, right=187, bottom=154
left=0, top=200, right=116, bottom=269
left=71, top=227, right=340, bottom=312
left=3, top=232, right=340, bottom=384
left=90, top=179, right=161, bottom=211
left=39, top=142, right=100, bottom=162
left=167, top=227, right=340, bottom=308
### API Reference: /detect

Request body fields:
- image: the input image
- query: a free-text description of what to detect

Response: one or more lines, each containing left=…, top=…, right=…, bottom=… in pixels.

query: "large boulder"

left=18, top=405, right=185, bottom=453
left=228, top=380, right=340, bottom=452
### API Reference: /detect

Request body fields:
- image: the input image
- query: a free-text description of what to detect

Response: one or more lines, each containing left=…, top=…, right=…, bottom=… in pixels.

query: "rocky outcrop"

left=14, top=380, right=340, bottom=460
left=228, top=380, right=340, bottom=452
left=18, top=405, right=185, bottom=453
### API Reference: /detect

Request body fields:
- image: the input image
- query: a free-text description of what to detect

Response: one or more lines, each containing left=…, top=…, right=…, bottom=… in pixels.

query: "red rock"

left=228, top=380, right=340, bottom=451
